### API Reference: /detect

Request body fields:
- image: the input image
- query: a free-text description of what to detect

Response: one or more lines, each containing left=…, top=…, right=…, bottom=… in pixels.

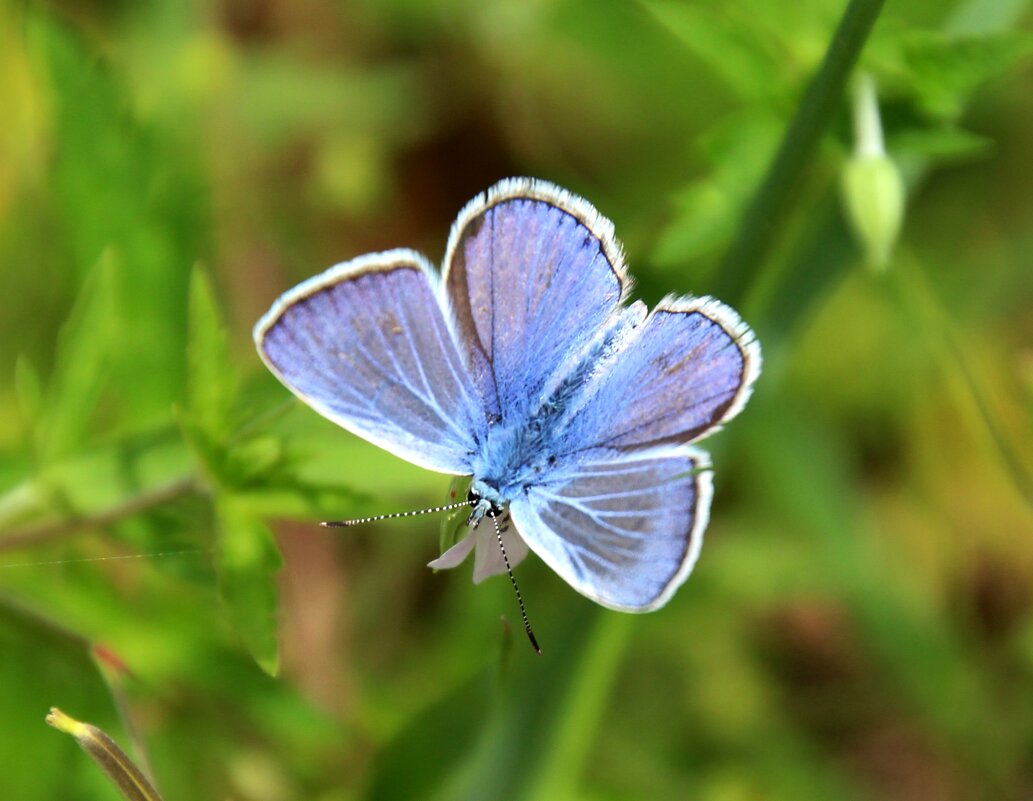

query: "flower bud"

left=841, top=74, right=905, bottom=271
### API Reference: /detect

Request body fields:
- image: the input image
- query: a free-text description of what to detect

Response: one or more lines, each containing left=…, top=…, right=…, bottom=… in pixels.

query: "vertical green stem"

left=715, top=0, right=886, bottom=302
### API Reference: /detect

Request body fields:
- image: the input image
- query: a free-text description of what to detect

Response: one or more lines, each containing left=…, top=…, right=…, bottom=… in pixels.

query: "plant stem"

left=747, top=0, right=1033, bottom=513
left=0, top=476, right=198, bottom=553
left=715, top=0, right=886, bottom=302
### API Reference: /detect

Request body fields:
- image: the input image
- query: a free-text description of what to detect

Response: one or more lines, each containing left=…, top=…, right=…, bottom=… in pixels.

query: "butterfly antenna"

left=488, top=508, right=541, bottom=655
left=321, top=500, right=473, bottom=527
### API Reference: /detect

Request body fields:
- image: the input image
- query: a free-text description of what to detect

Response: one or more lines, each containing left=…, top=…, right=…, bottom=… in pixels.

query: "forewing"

left=254, top=250, right=485, bottom=474
left=443, top=178, right=629, bottom=422
left=562, top=297, right=761, bottom=457
left=509, top=447, right=711, bottom=611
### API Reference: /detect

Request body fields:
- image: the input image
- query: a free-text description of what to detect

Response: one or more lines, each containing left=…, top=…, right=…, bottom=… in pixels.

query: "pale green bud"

left=841, top=74, right=905, bottom=271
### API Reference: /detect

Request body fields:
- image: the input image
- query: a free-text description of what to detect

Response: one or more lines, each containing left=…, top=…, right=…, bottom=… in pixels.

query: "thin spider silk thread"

left=3, top=502, right=544, bottom=654
left=0, top=549, right=205, bottom=570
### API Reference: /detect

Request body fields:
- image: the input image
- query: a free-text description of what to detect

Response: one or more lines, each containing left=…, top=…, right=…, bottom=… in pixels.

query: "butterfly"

left=254, top=178, right=760, bottom=629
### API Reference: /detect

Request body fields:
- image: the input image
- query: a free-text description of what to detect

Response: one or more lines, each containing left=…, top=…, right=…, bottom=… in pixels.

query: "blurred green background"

left=2, top=0, right=1033, bottom=799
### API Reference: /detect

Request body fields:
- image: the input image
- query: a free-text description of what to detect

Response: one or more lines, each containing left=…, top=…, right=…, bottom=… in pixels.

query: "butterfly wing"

left=504, top=296, right=758, bottom=609
left=559, top=297, right=761, bottom=459
left=509, top=446, right=711, bottom=611
left=443, top=178, right=630, bottom=422
left=254, top=250, right=485, bottom=474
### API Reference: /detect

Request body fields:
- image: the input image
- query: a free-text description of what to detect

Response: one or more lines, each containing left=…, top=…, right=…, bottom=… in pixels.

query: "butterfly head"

left=467, top=478, right=505, bottom=527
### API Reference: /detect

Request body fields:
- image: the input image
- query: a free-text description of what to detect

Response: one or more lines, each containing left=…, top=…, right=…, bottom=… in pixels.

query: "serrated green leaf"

left=38, top=249, right=119, bottom=463
left=186, top=266, right=236, bottom=437
left=904, top=30, right=1033, bottom=119
left=215, top=499, right=282, bottom=675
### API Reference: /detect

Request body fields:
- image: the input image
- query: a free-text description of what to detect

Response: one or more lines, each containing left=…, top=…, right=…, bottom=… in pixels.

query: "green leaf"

left=438, top=476, right=473, bottom=557
left=231, top=475, right=371, bottom=521
left=186, top=266, right=236, bottom=437
left=654, top=112, right=781, bottom=268
left=174, top=405, right=227, bottom=490
left=0, top=597, right=115, bottom=801
left=223, top=436, right=282, bottom=485
left=32, top=13, right=202, bottom=421
left=215, top=498, right=282, bottom=676
left=891, top=125, right=995, bottom=162
left=37, top=249, right=119, bottom=463
left=0, top=422, right=192, bottom=537
left=639, top=2, right=785, bottom=103
left=903, top=30, right=1033, bottom=119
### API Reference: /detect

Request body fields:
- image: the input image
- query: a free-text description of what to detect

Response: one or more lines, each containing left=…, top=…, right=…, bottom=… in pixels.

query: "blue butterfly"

left=254, top=178, right=760, bottom=619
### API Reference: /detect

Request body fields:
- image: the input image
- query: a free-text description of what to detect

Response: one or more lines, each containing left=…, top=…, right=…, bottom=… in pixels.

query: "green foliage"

left=215, top=499, right=283, bottom=678
left=654, top=113, right=781, bottom=269
left=35, top=250, right=120, bottom=464
left=31, top=13, right=202, bottom=423
left=185, top=267, right=237, bottom=442
left=901, top=30, right=1033, bottom=119
left=439, top=476, right=473, bottom=557
left=180, top=265, right=284, bottom=675
left=1, top=0, right=1032, bottom=799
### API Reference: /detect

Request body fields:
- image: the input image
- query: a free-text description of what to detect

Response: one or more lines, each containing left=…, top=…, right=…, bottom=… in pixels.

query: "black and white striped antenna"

left=486, top=508, right=540, bottom=655
left=325, top=499, right=542, bottom=654
left=320, top=500, right=472, bottom=527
